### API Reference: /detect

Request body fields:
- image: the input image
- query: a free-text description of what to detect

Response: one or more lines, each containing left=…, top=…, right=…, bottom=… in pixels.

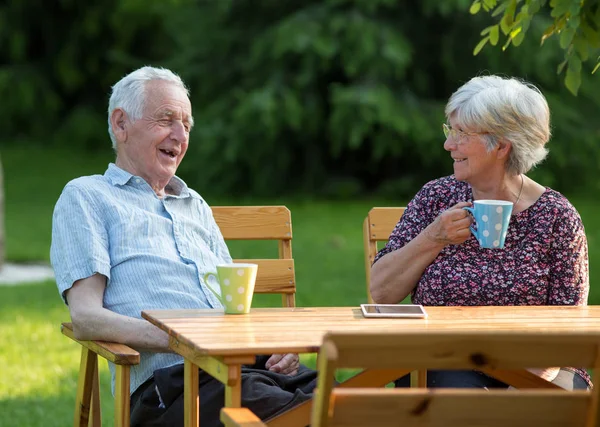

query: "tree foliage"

left=470, top=0, right=600, bottom=94
left=2, top=0, right=599, bottom=198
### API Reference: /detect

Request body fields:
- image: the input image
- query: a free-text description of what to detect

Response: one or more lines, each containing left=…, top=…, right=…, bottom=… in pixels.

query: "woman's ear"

left=110, top=109, right=128, bottom=145
left=496, top=139, right=512, bottom=160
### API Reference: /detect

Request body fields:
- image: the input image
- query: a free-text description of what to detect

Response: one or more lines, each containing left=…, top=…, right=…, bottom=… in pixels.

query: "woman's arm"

left=547, top=207, right=589, bottom=306
left=370, top=202, right=473, bottom=303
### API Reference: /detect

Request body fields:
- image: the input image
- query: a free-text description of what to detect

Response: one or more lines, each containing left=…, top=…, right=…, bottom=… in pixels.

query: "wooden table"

left=142, top=305, right=600, bottom=426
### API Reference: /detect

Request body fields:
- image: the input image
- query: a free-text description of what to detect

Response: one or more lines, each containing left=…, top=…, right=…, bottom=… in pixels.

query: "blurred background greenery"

left=3, top=0, right=600, bottom=197
left=1, top=0, right=599, bottom=426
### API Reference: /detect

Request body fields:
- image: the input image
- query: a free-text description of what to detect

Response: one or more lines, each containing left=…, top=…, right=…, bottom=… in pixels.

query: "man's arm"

left=67, top=273, right=171, bottom=353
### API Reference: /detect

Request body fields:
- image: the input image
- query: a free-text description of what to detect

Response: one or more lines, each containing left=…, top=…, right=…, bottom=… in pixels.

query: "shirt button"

left=135, top=178, right=141, bottom=184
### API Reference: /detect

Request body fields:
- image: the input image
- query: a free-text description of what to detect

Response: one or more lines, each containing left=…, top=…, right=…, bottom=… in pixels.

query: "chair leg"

left=89, top=362, right=102, bottom=427
left=410, top=370, right=427, bottom=387
left=114, top=365, right=131, bottom=427
left=74, top=347, right=97, bottom=427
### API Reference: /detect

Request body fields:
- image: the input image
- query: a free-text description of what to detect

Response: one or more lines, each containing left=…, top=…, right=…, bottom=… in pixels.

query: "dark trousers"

left=130, top=356, right=317, bottom=427
left=395, top=369, right=589, bottom=390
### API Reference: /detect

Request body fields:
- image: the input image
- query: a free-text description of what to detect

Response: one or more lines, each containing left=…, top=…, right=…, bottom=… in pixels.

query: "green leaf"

left=573, top=36, right=589, bottom=61
left=480, top=25, right=494, bottom=36
left=473, top=36, right=490, bottom=55
left=512, top=28, right=525, bottom=46
left=470, top=1, right=482, bottom=14
left=568, top=53, right=582, bottom=73
left=490, top=25, right=499, bottom=45
left=580, top=22, right=600, bottom=49
left=491, top=1, right=508, bottom=17
left=551, top=0, right=571, bottom=17
left=541, top=24, right=557, bottom=45
left=482, top=0, right=497, bottom=10
left=565, top=66, right=581, bottom=95
left=529, top=0, right=542, bottom=15
left=557, top=57, right=568, bottom=74
left=560, top=27, right=575, bottom=49
left=505, top=0, right=517, bottom=25
left=500, top=15, right=512, bottom=35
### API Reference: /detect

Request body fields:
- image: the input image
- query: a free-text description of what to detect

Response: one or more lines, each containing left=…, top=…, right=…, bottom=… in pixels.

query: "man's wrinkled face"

left=118, top=80, right=193, bottom=186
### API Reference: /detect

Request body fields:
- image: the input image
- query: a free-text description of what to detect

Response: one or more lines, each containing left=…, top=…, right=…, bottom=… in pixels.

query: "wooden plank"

left=266, top=368, right=408, bottom=427
left=61, top=323, right=140, bottom=365
left=234, top=259, right=295, bottom=294
left=363, top=217, right=375, bottom=304
left=224, top=364, right=242, bottom=408
left=114, top=365, right=130, bottom=427
left=329, top=331, right=600, bottom=370
left=221, top=408, right=267, bottom=427
left=141, top=307, right=600, bottom=357
left=585, top=347, right=600, bottom=427
left=184, top=359, right=199, bottom=427
left=312, top=341, right=338, bottom=427
left=339, top=369, right=411, bottom=388
left=171, top=336, right=255, bottom=384
left=213, top=206, right=292, bottom=240
left=266, top=400, right=312, bottom=427
left=278, top=238, right=295, bottom=307
left=479, top=368, right=561, bottom=389
left=367, top=207, right=405, bottom=240
left=89, top=361, right=101, bottom=427
left=328, top=389, right=590, bottom=427
left=74, top=348, right=96, bottom=427
left=410, top=370, right=427, bottom=388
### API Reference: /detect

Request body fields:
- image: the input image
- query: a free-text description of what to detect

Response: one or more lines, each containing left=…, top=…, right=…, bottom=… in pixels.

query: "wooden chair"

left=222, top=330, right=600, bottom=427
left=362, top=207, right=405, bottom=305
left=61, top=206, right=296, bottom=427
left=362, top=207, right=428, bottom=386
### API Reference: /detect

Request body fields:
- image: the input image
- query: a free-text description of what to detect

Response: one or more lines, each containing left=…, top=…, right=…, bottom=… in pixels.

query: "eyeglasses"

left=443, top=123, right=488, bottom=143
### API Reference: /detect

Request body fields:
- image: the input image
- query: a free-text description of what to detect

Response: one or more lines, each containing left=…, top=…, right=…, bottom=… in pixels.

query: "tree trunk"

left=0, top=154, right=4, bottom=271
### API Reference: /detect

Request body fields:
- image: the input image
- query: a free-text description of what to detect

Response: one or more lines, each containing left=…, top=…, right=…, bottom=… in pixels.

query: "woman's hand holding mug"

left=424, top=202, right=473, bottom=246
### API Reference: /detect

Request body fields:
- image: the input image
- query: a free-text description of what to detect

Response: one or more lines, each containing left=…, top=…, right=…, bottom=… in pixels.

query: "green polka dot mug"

left=204, top=263, right=258, bottom=314
left=463, top=200, right=513, bottom=249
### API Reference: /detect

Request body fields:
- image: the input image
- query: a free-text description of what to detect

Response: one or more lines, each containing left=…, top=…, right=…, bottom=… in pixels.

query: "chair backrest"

left=363, top=207, right=405, bottom=303
left=212, top=206, right=295, bottom=307
left=311, top=330, right=600, bottom=427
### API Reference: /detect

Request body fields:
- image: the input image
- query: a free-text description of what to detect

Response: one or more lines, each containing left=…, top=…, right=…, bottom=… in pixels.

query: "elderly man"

left=51, top=66, right=317, bottom=427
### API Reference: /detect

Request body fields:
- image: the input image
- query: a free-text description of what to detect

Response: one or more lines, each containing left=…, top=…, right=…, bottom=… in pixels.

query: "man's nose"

left=171, top=121, right=188, bottom=142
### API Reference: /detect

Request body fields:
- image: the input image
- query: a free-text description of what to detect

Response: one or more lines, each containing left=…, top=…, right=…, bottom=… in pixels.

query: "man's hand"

left=424, top=201, right=473, bottom=246
left=265, top=353, right=299, bottom=376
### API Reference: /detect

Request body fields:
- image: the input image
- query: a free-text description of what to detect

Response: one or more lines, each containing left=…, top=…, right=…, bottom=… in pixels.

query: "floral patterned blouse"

left=374, top=175, right=591, bottom=386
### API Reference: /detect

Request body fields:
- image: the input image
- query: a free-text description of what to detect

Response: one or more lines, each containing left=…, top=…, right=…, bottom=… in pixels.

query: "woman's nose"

left=443, top=137, right=456, bottom=151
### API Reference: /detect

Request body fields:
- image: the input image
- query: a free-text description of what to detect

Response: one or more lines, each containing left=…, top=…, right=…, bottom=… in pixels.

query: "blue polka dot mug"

left=463, top=200, right=513, bottom=249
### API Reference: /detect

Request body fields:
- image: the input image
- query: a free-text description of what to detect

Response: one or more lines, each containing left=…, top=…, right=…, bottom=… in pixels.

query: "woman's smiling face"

left=443, top=116, right=501, bottom=184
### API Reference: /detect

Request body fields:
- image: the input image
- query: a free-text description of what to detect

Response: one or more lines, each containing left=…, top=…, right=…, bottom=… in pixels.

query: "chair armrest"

left=61, top=322, right=140, bottom=365
left=221, top=408, right=267, bottom=427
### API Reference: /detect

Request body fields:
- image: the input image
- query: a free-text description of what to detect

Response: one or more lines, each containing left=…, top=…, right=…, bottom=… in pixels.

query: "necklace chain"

left=514, top=174, right=524, bottom=205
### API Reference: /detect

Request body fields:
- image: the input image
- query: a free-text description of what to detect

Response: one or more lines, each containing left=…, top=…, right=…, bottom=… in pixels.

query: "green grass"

left=0, top=145, right=598, bottom=426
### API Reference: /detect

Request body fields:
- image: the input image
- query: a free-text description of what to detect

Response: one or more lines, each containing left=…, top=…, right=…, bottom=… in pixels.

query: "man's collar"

left=104, top=163, right=198, bottom=199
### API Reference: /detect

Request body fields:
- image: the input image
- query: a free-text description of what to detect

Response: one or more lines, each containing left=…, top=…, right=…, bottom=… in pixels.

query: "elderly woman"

left=370, top=75, right=590, bottom=390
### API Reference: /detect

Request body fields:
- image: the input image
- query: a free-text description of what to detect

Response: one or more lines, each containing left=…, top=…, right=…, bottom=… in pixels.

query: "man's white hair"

left=445, top=75, right=550, bottom=175
left=107, top=66, right=190, bottom=149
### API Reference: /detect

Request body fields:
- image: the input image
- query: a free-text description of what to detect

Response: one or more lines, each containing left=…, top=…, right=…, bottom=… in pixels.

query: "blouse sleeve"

left=373, top=182, right=441, bottom=264
left=546, top=207, right=589, bottom=306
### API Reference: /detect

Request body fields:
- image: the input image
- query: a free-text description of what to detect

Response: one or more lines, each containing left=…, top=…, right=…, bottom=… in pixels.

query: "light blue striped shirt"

left=51, top=163, right=230, bottom=395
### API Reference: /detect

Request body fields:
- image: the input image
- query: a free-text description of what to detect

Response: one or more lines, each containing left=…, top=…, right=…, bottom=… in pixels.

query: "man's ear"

left=110, top=109, right=128, bottom=144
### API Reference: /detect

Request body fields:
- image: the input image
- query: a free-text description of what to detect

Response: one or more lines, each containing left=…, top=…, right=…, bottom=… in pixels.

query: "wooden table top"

left=141, top=306, right=600, bottom=356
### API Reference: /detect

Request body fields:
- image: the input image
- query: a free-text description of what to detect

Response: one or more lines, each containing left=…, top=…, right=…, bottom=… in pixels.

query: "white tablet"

left=360, top=304, right=427, bottom=318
